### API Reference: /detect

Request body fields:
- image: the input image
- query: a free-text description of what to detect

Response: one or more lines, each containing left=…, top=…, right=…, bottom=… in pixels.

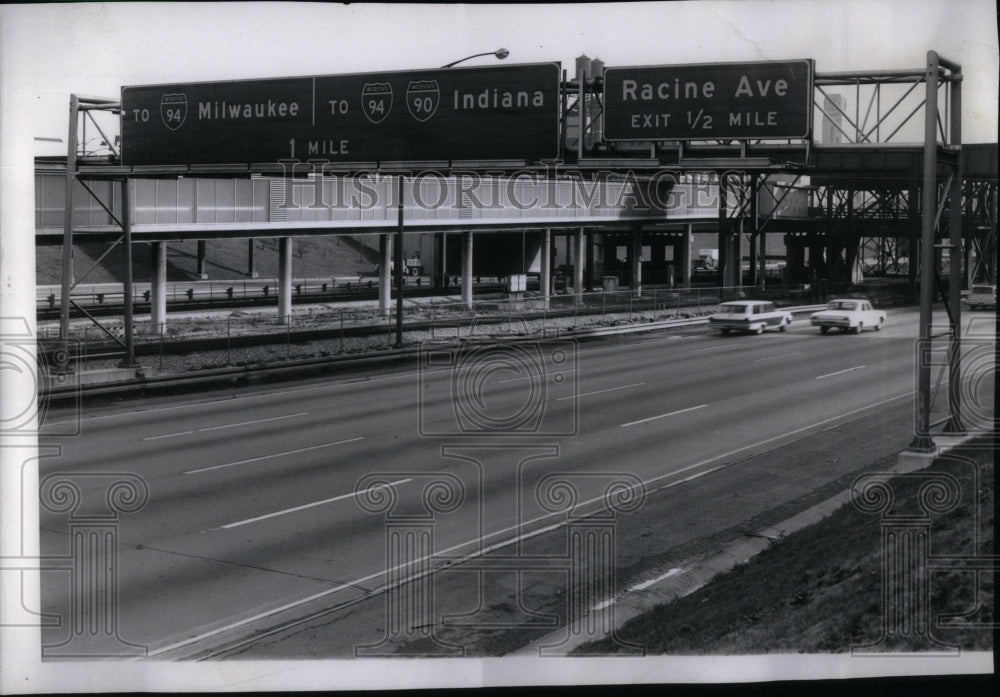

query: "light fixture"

left=442, top=49, right=509, bottom=69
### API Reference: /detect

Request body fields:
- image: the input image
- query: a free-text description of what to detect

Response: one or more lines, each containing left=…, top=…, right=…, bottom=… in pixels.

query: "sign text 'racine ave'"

left=603, top=60, right=813, bottom=141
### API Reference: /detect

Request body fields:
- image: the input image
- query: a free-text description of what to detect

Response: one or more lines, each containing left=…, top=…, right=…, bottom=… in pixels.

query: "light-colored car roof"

left=719, top=300, right=770, bottom=306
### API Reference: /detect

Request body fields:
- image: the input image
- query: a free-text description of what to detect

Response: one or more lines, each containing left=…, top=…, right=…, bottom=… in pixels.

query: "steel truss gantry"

left=963, top=179, right=997, bottom=285
left=57, top=94, right=136, bottom=370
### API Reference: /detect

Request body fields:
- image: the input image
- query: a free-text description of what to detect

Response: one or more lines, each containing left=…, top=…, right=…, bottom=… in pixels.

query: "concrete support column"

left=196, top=239, right=208, bottom=279
left=435, top=232, right=447, bottom=289
left=247, top=239, right=258, bottom=278
left=278, top=237, right=293, bottom=322
left=461, top=229, right=473, bottom=309
left=574, top=228, right=585, bottom=301
left=682, top=224, right=693, bottom=288
left=585, top=230, right=595, bottom=291
left=720, top=228, right=740, bottom=289
left=151, top=241, right=167, bottom=332
left=785, top=235, right=804, bottom=286
left=717, top=227, right=729, bottom=289
left=540, top=228, right=551, bottom=309
left=758, top=231, right=767, bottom=289
left=717, top=175, right=729, bottom=290
left=631, top=226, right=642, bottom=297
left=379, top=233, right=391, bottom=317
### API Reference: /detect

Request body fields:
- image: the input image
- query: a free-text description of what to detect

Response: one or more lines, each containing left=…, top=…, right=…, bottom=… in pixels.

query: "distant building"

left=822, top=94, right=847, bottom=143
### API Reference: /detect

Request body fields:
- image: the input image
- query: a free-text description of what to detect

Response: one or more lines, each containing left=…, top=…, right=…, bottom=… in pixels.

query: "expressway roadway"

left=36, top=306, right=995, bottom=658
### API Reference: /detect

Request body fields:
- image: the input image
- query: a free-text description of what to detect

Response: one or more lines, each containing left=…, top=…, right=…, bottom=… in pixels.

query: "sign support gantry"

left=910, top=51, right=964, bottom=452
left=59, top=94, right=137, bottom=371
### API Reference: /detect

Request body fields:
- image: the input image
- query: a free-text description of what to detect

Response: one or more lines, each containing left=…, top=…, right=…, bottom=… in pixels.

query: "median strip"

left=182, top=436, right=365, bottom=474
left=620, top=404, right=708, bottom=428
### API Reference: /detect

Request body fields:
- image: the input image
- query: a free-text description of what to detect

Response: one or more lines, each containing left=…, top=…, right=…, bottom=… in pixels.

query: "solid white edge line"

left=147, top=390, right=916, bottom=658
left=630, top=567, right=684, bottom=592
left=621, top=404, right=708, bottom=428
left=220, top=479, right=412, bottom=529
left=143, top=411, right=308, bottom=441
left=182, top=437, right=365, bottom=475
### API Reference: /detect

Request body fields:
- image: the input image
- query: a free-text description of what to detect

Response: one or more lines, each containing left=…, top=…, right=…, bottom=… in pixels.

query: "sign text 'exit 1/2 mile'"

left=603, top=60, right=813, bottom=141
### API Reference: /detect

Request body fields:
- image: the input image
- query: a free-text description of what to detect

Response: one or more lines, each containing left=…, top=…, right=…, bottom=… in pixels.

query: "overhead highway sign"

left=603, top=60, right=813, bottom=141
left=121, top=63, right=560, bottom=166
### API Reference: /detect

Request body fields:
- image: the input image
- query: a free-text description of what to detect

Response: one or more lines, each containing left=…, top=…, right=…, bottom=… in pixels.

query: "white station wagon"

left=709, top=300, right=792, bottom=335
left=810, top=298, right=886, bottom=334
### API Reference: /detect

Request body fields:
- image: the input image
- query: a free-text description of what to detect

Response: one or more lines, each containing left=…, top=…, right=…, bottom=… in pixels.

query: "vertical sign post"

left=59, top=94, right=79, bottom=358
left=912, top=52, right=941, bottom=451
left=946, top=57, right=963, bottom=432
left=119, top=177, right=136, bottom=368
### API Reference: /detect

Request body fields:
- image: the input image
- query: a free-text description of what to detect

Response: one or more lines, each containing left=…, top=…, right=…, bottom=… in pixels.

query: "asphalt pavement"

left=36, top=306, right=994, bottom=658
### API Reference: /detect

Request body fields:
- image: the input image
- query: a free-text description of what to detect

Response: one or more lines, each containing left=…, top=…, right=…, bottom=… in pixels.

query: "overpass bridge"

left=37, top=140, right=995, bottom=320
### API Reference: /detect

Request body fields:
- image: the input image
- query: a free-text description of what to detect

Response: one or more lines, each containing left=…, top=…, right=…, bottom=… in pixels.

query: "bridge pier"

left=630, top=226, right=643, bottom=297
left=196, top=240, right=208, bottom=280
left=585, top=229, right=595, bottom=291
left=682, top=224, right=693, bottom=289
left=151, top=241, right=167, bottom=332
left=573, top=228, right=585, bottom=301
left=278, top=237, right=292, bottom=322
left=461, top=230, right=473, bottom=309
left=379, top=233, right=391, bottom=317
left=784, top=235, right=806, bottom=287
left=540, top=229, right=551, bottom=309
left=247, top=239, right=258, bottom=278
left=435, top=232, right=448, bottom=289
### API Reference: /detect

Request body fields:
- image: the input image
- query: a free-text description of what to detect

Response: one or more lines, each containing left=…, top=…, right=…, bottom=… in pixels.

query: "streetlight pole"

left=441, top=48, right=509, bottom=68
left=434, top=48, right=509, bottom=298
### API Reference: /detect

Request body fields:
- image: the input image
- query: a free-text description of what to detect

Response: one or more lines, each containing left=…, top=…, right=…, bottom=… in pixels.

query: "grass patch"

left=576, top=443, right=994, bottom=654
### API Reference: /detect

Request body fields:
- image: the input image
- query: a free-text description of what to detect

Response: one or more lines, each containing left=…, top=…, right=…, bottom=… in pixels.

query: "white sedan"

left=810, top=299, right=886, bottom=334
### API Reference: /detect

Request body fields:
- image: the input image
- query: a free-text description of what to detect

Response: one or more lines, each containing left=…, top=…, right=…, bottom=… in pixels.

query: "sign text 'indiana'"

left=121, top=63, right=560, bottom=166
